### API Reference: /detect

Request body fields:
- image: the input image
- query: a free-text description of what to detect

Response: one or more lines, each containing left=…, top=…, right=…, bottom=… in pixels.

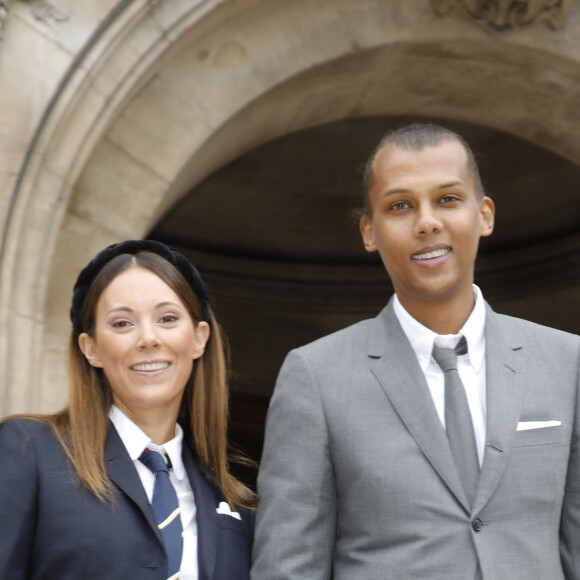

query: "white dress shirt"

left=393, top=285, right=487, bottom=465
left=110, top=406, right=198, bottom=579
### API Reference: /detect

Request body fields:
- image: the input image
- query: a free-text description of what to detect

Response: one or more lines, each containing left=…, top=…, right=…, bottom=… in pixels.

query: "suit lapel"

left=104, top=423, right=162, bottom=541
left=182, top=445, right=219, bottom=580
left=105, top=423, right=226, bottom=579
left=369, top=301, right=471, bottom=512
left=473, top=306, right=524, bottom=513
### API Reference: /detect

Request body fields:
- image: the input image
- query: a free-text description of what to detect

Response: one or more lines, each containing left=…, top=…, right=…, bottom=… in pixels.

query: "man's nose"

left=414, top=204, right=443, bottom=236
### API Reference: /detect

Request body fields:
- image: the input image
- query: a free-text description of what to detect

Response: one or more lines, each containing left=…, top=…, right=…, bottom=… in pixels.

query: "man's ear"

left=78, top=333, right=103, bottom=368
left=479, top=196, right=495, bottom=237
left=360, top=216, right=377, bottom=253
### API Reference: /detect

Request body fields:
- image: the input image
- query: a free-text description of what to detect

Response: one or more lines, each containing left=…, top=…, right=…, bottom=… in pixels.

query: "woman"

left=0, top=240, right=256, bottom=580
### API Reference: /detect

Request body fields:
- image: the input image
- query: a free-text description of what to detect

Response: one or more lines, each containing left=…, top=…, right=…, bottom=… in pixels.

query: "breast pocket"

left=214, top=516, right=251, bottom=580
left=503, top=424, right=571, bottom=512
left=217, top=514, right=247, bottom=534
left=512, top=425, right=566, bottom=448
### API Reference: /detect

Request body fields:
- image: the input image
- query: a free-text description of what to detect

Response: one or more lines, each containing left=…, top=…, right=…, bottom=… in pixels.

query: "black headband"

left=70, top=240, right=211, bottom=337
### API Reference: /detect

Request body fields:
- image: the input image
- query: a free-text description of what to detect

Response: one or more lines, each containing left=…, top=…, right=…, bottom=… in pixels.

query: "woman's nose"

left=137, top=323, right=161, bottom=349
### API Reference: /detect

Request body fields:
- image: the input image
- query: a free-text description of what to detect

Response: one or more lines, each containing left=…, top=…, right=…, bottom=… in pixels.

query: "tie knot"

left=432, top=335, right=467, bottom=373
left=139, top=448, right=170, bottom=475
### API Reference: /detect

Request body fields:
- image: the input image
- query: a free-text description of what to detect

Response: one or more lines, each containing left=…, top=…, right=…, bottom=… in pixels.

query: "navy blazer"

left=0, top=419, right=254, bottom=580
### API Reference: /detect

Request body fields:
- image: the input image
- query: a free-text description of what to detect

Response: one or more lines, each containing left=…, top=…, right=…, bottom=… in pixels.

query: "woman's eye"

left=111, top=320, right=132, bottom=328
left=159, top=315, right=178, bottom=324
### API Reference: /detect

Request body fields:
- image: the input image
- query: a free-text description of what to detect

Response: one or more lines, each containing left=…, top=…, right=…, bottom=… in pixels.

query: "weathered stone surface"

left=432, top=0, right=572, bottom=31
left=0, top=0, right=579, bottom=417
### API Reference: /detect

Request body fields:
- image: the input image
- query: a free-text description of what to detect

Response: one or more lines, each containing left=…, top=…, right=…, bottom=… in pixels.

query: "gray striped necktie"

left=432, top=335, right=480, bottom=507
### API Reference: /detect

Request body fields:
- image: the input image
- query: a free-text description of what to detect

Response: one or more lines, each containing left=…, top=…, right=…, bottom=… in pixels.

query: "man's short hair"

left=361, top=123, right=485, bottom=217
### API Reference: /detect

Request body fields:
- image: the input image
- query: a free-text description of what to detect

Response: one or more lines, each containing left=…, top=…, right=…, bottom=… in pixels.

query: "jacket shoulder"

left=293, top=316, right=377, bottom=355
left=491, top=310, right=578, bottom=341
left=489, top=310, right=580, bottom=357
left=0, top=418, right=64, bottom=470
left=0, top=417, right=54, bottom=442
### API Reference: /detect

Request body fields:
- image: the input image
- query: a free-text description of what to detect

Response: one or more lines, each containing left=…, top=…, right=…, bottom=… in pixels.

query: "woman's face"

left=79, top=266, right=210, bottom=423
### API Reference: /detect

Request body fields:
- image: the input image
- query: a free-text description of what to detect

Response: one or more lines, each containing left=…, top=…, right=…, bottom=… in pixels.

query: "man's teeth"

left=131, top=362, right=169, bottom=371
left=411, top=248, right=451, bottom=260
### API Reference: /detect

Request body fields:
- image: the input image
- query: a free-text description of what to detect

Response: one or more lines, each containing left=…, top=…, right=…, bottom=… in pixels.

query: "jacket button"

left=472, top=518, right=483, bottom=532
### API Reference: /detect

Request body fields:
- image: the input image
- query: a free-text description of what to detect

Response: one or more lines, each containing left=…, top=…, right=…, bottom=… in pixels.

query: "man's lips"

left=411, top=247, right=451, bottom=261
left=130, top=361, right=170, bottom=372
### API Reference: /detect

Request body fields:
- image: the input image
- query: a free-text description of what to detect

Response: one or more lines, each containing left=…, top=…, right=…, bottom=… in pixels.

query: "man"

left=251, top=123, right=580, bottom=579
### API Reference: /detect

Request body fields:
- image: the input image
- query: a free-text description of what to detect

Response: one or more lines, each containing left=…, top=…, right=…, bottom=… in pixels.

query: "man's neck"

left=396, top=290, right=476, bottom=335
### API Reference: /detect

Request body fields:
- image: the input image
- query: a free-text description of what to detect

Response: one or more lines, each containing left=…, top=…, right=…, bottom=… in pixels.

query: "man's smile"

left=411, top=247, right=451, bottom=261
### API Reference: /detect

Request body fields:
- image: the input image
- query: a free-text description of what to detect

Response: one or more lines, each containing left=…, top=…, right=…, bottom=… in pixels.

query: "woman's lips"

left=130, top=361, right=170, bottom=372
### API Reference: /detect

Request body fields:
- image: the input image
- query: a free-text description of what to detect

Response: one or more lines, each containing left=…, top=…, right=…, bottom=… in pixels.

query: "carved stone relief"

left=28, top=0, right=68, bottom=26
left=432, top=0, right=572, bottom=30
left=0, top=1, right=10, bottom=37
left=1, top=0, right=68, bottom=40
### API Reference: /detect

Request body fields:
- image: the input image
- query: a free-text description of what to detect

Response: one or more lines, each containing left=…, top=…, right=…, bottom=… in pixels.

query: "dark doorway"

left=150, top=115, right=580, bottom=486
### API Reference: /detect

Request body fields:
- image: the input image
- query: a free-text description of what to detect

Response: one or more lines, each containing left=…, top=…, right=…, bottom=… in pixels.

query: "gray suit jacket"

left=251, top=299, right=580, bottom=579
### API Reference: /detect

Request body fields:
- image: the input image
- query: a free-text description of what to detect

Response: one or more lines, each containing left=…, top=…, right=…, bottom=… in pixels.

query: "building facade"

left=0, top=0, right=578, bottom=454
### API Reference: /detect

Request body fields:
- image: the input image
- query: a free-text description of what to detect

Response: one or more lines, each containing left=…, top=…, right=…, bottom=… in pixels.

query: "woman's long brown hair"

left=3, top=252, right=257, bottom=509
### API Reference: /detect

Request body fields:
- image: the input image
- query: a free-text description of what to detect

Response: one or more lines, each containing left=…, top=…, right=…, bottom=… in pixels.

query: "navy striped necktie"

left=139, top=448, right=183, bottom=579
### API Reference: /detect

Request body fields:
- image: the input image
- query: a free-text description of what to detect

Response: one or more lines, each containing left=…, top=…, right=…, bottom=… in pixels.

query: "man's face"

left=359, top=140, right=495, bottom=310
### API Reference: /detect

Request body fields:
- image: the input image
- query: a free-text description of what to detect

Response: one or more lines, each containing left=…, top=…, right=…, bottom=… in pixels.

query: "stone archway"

left=2, top=0, right=580, bottom=414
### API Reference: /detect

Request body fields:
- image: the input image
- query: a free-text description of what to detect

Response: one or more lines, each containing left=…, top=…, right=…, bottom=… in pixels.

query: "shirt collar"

left=109, top=405, right=186, bottom=480
left=393, top=285, right=486, bottom=372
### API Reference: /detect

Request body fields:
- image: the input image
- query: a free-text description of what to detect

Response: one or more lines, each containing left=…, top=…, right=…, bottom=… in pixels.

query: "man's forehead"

left=371, top=140, right=470, bottom=181
left=375, top=138, right=467, bottom=161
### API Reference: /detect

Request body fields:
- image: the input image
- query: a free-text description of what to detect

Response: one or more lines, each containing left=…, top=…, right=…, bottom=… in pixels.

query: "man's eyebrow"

left=381, top=187, right=410, bottom=198
left=439, top=180, right=464, bottom=189
left=380, top=180, right=466, bottom=199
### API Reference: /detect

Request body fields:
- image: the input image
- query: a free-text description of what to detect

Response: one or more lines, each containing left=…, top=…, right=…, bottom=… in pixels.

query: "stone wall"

left=1, top=0, right=579, bottom=415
